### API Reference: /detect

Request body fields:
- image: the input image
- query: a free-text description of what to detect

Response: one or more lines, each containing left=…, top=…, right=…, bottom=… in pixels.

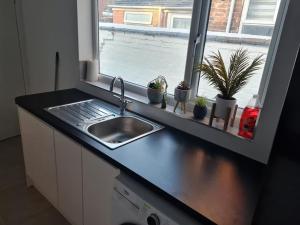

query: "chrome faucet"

left=110, top=77, right=131, bottom=115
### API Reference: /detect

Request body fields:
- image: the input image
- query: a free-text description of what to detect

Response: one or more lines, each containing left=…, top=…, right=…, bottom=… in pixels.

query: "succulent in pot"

left=193, top=97, right=207, bottom=120
left=147, top=77, right=166, bottom=104
left=174, top=81, right=191, bottom=103
left=194, top=49, right=264, bottom=119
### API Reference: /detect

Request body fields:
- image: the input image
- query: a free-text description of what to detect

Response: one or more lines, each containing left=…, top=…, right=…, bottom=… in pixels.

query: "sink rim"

left=45, top=99, right=164, bottom=150
left=85, top=115, right=164, bottom=149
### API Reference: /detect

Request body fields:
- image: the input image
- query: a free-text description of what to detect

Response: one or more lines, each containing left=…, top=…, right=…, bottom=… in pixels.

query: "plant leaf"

left=195, top=48, right=264, bottom=99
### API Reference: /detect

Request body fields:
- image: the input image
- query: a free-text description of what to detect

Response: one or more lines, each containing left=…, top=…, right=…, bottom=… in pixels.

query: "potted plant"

left=147, top=76, right=166, bottom=104
left=195, top=49, right=263, bottom=119
left=193, top=97, right=207, bottom=120
left=174, top=81, right=191, bottom=103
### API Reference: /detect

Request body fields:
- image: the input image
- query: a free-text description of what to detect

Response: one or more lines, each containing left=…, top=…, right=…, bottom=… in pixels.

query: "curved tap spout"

left=110, top=77, right=130, bottom=115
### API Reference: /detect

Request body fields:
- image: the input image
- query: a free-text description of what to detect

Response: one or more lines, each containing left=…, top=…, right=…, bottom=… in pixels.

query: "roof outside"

left=113, top=0, right=193, bottom=7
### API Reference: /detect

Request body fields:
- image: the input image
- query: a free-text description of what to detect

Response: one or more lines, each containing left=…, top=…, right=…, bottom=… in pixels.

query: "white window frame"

left=97, top=0, right=283, bottom=105
left=237, top=0, right=284, bottom=104
left=96, top=2, right=201, bottom=98
left=124, top=11, right=153, bottom=25
left=95, top=0, right=286, bottom=107
left=167, top=13, right=192, bottom=30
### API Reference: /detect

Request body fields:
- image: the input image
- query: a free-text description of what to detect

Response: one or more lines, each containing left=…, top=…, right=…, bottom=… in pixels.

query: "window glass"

left=172, top=17, right=191, bottom=30
left=124, top=12, right=152, bottom=25
left=98, top=0, right=194, bottom=92
left=242, top=0, right=279, bottom=35
left=197, top=0, right=281, bottom=107
left=246, top=0, right=278, bottom=22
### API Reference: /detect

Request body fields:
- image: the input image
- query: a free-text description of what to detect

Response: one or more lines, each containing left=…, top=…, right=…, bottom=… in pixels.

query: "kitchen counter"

left=15, top=89, right=265, bottom=225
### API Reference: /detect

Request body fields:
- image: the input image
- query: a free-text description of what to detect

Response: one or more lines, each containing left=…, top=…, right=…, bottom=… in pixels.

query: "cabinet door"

left=82, top=148, right=120, bottom=225
left=18, top=107, right=58, bottom=207
left=54, top=131, right=83, bottom=225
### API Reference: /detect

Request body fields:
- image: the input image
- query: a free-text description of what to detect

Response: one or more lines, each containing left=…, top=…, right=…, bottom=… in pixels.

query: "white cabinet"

left=82, top=148, right=120, bottom=225
left=18, top=107, right=58, bottom=207
left=54, top=131, right=83, bottom=225
left=18, top=108, right=120, bottom=225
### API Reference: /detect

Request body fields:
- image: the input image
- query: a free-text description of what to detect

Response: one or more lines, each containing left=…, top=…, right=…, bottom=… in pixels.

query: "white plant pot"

left=215, top=95, right=236, bottom=119
left=174, top=88, right=191, bottom=102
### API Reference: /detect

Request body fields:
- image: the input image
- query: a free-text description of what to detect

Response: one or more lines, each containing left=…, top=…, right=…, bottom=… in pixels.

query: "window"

left=124, top=12, right=153, bottom=25
left=241, top=0, right=280, bottom=36
left=97, top=0, right=285, bottom=108
left=246, top=0, right=278, bottom=23
left=98, top=1, right=193, bottom=92
left=196, top=0, right=282, bottom=108
left=168, top=14, right=192, bottom=30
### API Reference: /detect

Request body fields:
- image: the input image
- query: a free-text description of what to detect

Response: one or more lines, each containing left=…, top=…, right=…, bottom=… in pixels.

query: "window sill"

left=83, top=79, right=250, bottom=141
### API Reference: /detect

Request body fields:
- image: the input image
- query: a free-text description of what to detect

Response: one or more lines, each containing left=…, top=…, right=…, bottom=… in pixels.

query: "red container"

left=238, top=95, right=260, bottom=139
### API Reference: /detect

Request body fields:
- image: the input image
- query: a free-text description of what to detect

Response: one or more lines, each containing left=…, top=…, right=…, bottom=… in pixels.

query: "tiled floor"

left=0, top=136, right=70, bottom=225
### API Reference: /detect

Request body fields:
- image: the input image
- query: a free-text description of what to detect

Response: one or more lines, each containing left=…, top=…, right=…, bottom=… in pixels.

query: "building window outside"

left=246, top=0, right=278, bottom=23
left=168, top=14, right=192, bottom=30
left=97, top=0, right=284, bottom=108
left=241, top=0, right=280, bottom=36
left=124, top=12, right=153, bottom=25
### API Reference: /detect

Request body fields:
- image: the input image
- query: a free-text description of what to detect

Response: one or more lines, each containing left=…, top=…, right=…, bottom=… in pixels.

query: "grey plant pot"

left=215, top=94, right=236, bottom=119
left=147, top=88, right=163, bottom=104
left=174, top=88, right=191, bottom=102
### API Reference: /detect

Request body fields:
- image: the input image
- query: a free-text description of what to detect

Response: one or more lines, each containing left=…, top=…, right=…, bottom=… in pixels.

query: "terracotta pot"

left=147, top=87, right=163, bottom=104
left=174, top=88, right=191, bottom=102
left=215, top=94, right=236, bottom=119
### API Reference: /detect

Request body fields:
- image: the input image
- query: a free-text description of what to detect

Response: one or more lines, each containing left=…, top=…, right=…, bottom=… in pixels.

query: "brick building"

left=100, top=0, right=280, bottom=36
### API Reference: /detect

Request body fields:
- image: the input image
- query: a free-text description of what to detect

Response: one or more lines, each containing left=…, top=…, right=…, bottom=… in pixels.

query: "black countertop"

left=15, top=89, right=265, bottom=225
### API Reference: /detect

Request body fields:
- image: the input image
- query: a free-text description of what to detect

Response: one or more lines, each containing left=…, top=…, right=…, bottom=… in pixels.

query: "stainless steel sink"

left=87, top=116, right=160, bottom=148
left=45, top=99, right=163, bottom=149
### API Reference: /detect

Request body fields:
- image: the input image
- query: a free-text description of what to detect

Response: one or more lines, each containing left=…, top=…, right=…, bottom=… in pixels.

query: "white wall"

left=18, top=0, right=80, bottom=94
left=0, top=0, right=26, bottom=140
left=0, top=0, right=81, bottom=140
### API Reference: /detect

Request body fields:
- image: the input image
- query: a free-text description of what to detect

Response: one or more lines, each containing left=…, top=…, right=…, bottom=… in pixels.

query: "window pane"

left=246, top=0, right=277, bottom=22
left=197, top=0, right=281, bottom=108
left=124, top=12, right=152, bottom=25
left=98, top=0, right=194, bottom=92
left=173, top=17, right=191, bottom=30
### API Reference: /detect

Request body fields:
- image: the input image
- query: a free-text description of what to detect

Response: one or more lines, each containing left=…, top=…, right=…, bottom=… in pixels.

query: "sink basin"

left=87, top=116, right=161, bottom=149
left=45, top=99, right=163, bottom=149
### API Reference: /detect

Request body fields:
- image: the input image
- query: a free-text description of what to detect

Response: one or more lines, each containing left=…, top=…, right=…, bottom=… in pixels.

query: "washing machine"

left=112, top=173, right=204, bottom=225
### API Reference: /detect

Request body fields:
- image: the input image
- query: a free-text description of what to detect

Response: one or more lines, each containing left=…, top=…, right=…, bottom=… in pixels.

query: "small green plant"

left=148, top=78, right=164, bottom=91
left=194, top=49, right=264, bottom=99
left=176, top=81, right=190, bottom=90
left=195, top=96, right=207, bottom=107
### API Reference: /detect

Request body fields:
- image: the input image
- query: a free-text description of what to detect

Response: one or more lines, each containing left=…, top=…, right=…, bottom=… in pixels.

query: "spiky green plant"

left=148, top=80, right=162, bottom=90
left=195, top=96, right=207, bottom=107
left=194, top=49, right=264, bottom=99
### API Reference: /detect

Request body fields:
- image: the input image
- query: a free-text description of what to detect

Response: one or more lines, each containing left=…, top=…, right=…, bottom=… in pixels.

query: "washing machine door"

left=121, top=223, right=139, bottom=225
left=112, top=189, right=143, bottom=225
